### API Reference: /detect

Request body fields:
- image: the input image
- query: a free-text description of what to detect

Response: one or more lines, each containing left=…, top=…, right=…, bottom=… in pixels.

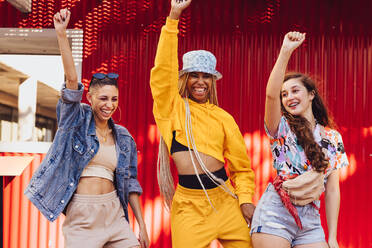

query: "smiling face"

left=281, top=78, right=314, bottom=117
left=87, top=85, right=118, bottom=124
left=186, top=72, right=213, bottom=104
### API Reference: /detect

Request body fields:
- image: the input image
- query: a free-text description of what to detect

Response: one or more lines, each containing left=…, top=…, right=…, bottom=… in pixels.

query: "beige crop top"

left=80, top=144, right=117, bottom=181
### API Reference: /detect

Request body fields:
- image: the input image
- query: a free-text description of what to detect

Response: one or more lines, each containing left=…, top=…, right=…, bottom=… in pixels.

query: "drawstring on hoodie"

left=183, top=98, right=237, bottom=210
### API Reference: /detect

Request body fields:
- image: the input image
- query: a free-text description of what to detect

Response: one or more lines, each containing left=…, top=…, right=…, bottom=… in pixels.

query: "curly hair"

left=281, top=73, right=331, bottom=172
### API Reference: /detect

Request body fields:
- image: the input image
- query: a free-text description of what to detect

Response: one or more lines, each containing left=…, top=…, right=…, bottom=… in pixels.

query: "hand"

left=53, top=8, right=71, bottom=34
left=138, top=225, right=150, bottom=248
left=281, top=31, right=306, bottom=54
left=169, top=0, right=192, bottom=20
left=240, top=203, right=255, bottom=228
left=328, top=237, right=339, bottom=248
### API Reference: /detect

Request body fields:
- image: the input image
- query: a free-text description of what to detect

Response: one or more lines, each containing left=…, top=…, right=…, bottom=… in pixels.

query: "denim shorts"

left=250, top=184, right=325, bottom=246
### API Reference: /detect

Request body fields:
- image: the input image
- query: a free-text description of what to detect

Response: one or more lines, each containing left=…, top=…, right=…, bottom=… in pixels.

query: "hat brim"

left=179, top=68, right=222, bottom=80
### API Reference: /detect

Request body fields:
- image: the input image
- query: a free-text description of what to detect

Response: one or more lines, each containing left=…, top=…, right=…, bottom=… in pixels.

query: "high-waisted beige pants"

left=62, top=190, right=139, bottom=248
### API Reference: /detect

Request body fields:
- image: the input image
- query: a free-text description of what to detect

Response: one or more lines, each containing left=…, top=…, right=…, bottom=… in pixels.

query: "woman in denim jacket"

left=24, top=9, right=149, bottom=248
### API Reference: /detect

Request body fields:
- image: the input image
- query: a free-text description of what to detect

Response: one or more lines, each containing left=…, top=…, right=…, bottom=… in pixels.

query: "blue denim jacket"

left=24, top=83, right=142, bottom=222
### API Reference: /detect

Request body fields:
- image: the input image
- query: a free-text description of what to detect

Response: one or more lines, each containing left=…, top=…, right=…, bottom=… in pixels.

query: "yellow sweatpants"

left=171, top=181, right=252, bottom=248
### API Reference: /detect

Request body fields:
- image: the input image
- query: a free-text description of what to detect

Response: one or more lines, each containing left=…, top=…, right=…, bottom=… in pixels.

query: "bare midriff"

left=172, top=151, right=225, bottom=175
left=76, top=128, right=116, bottom=195
left=76, top=177, right=115, bottom=195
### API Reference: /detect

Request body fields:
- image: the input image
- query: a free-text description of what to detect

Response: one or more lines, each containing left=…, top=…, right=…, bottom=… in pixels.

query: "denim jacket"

left=24, top=83, right=142, bottom=222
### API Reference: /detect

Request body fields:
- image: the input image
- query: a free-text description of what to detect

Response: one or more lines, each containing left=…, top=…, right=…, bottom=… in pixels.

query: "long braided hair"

left=157, top=73, right=218, bottom=209
left=281, top=73, right=331, bottom=172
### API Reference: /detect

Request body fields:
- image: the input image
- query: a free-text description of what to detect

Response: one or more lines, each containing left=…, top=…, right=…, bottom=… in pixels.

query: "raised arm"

left=265, top=32, right=305, bottom=135
left=149, top=0, right=192, bottom=119
left=54, top=9, right=78, bottom=90
left=169, top=0, right=192, bottom=20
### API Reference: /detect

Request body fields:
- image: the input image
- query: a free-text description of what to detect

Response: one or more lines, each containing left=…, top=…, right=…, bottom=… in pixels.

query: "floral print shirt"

left=265, top=116, right=349, bottom=180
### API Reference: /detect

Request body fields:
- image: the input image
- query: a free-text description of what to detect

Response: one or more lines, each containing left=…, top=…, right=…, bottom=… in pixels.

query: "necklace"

left=96, top=127, right=110, bottom=142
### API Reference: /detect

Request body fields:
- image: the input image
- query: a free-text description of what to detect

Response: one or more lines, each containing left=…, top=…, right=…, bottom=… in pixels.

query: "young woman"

left=250, top=32, right=349, bottom=248
left=150, top=0, right=256, bottom=247
left=24, top=9, right=149, bottom=248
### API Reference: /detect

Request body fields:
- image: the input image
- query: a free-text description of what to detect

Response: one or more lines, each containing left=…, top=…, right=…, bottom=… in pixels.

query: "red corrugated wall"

left=2, top=153, right=65, bottom=248
left=1, top=0, right=371, bottom=247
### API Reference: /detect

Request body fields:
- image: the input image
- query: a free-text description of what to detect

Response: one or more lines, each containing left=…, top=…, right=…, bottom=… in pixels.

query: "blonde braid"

left=157, top=137, right=175, bottom=210
left=157, top=73, right=219, bottom=209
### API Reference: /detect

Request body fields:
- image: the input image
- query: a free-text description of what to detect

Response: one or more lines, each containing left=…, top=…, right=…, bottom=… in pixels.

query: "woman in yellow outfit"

left=150, top=1, right=256, bottom=247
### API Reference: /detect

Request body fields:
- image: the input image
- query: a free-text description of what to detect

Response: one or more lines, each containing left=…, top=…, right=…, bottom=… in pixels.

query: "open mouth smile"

left=192, top=86, right=207, bottom=96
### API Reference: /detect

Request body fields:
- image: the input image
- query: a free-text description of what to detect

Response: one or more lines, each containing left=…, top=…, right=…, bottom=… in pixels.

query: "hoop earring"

left=116, top=106, right=122, bottom=123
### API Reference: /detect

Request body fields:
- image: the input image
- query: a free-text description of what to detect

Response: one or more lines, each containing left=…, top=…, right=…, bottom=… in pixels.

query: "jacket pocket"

left=72, top=135, right=86, bottom=155
left=42, top=183, right=67, bottom=211
left=30, top=151, right=59, bottom=194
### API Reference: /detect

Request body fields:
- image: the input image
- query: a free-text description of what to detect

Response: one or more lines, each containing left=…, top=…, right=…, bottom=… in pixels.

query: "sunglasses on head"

left=92, top=73, right=119, bottom=80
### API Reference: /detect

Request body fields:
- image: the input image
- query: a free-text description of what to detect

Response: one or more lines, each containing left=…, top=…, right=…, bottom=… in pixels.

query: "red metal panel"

left=1, top=153, right=64, bottom=248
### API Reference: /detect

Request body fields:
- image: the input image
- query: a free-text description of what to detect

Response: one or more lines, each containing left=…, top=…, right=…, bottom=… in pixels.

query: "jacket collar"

left=86, top=106, right=132, bottom=150
left=86, top=106, right=116, bottom=136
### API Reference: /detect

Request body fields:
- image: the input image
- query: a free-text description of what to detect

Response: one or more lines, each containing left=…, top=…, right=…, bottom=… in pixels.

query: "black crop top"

left=170, top=131, right=191, bottom=154
left=170, top=132, right=228, bottom=189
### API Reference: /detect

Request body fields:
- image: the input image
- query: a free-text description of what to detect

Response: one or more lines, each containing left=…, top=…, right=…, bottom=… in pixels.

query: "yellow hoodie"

left=150, top=18, right=255, bottom=205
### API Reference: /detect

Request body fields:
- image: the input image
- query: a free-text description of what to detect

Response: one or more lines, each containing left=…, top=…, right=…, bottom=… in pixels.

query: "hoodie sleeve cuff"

left=164, top=17, right=179, bottom=34
left=238, top=193, right=254, bottom=206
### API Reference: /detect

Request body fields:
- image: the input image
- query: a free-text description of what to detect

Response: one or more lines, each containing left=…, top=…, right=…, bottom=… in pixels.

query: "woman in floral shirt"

left=250, top=31, right=348, bottom=248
